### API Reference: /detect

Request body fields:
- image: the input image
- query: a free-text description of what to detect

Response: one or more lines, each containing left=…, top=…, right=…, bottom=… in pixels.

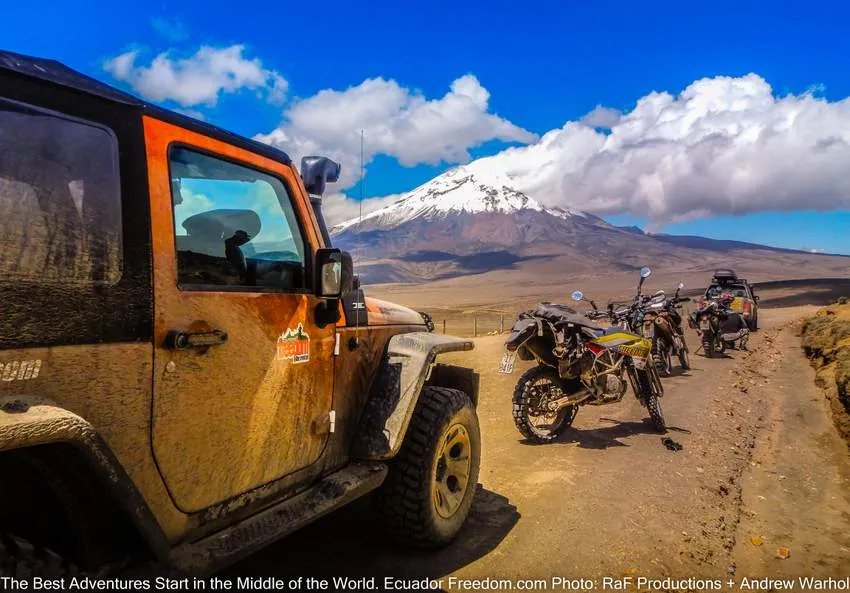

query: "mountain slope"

left=331, top=164, right=849, bottom=285
left=333, top=165, right=590, bottom=233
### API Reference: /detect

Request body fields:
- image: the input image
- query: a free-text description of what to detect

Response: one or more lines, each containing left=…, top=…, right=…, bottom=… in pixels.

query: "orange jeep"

left=0, top=50, right=481, bottom=576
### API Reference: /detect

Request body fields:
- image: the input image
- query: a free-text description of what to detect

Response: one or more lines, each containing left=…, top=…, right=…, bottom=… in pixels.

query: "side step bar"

left=171, top=462, right=388, bottom=574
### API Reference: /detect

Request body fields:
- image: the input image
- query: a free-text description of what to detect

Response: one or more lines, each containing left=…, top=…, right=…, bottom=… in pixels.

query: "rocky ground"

left=232, top=305, right=850, bottom=590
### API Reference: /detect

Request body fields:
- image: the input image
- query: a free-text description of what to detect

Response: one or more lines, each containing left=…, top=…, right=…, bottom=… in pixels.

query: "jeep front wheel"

left=374, top=386, right=480, bottom=548
left=1, top=533, right=77, bottom=578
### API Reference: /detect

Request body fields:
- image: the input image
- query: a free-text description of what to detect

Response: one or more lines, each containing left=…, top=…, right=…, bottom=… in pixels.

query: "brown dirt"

left=800, top=302, right=850, bottom=446
left=231, top=303, right=850, bottom=588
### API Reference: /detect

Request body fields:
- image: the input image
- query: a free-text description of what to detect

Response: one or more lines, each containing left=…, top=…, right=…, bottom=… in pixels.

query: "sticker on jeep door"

left=276, top=323, right=310, bottom=363
left=0, top=360, right=42, bottom=382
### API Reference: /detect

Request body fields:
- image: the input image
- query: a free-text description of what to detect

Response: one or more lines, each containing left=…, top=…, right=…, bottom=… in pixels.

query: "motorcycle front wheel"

left=629, top=366, right=666, bottom=432
left=703, top=332, right=715, bottom=358
left=512, top=366, right=578, bottom=443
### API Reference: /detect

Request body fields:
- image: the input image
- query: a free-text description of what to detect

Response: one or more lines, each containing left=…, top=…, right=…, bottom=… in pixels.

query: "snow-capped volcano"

left=329, top=162, right=626, bottom=283
left=328, top=160, right=845, bottom=285
left=332, top=164, right=587, bottom=233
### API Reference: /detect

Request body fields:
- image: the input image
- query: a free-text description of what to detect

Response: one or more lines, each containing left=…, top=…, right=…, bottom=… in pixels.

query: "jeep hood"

left=365, top=298, right=425, bottom=326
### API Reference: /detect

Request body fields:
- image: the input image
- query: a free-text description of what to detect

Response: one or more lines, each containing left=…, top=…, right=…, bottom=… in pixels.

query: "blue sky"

left=4, top=0, right=850, bottom=254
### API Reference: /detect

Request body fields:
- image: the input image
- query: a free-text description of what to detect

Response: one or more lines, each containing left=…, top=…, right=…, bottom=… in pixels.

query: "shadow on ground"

left=527, top=418, right=691, bottom=450
left=225, top=485, right=518, bottom=581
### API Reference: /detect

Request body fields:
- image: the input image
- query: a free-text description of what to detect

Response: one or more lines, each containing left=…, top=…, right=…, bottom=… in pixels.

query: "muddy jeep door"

left=145, top=118, right=335, bottom=512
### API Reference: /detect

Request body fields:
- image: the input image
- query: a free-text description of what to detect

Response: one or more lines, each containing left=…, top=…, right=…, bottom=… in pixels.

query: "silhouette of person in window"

left=224, top=230, right=251, bottom=281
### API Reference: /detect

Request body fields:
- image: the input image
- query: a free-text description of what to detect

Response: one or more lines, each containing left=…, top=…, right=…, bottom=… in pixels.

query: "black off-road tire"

left=703, top=334, right=715, bottom=358
left=639, top=367, right=666, bottom=432
left=678, top=345, right=690, bottom=370
left=749, top=314, right=758, bottom=332
left=1, top=533, right=78, bottom=578
left=419, top=311, right=435, bottom=332
left=512, top=366, right=578, bottom=443
left=0, top=535, right=180, bottom=579
left=374, top=386, right=480, bottom=548
left=646, top=391, right=666, bottom=432
left=653, top=339, right=673, bottom=377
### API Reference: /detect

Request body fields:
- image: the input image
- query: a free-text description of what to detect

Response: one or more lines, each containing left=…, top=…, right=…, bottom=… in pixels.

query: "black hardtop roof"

left=0, top=49, right=292, bottom=165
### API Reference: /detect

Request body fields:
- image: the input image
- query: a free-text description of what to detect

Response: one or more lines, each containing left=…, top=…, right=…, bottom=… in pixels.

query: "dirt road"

left=231, top=305, right=850, bottom=587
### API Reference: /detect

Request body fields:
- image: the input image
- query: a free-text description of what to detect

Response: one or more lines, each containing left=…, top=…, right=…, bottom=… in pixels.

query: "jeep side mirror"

left=340, top=251, right=354, bottom=297
left=315, top=248, right=353, bottom=298
left=313, top=248, right=354, bottom=328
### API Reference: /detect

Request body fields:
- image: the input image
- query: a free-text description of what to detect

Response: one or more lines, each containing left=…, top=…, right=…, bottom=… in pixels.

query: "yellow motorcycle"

left=498, top=267, right=666, bottom=443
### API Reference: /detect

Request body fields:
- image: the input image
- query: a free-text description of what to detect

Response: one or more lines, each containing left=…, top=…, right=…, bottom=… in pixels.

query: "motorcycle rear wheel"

left=678, top=346, right=690, bottom=370
left=512, top=366, right=578, bottom=443
left=653, top=339, right=673, bottom=377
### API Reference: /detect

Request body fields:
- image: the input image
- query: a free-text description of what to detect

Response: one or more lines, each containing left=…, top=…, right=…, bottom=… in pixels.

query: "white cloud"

left=467, top=73, right=850, bottom=224
left=580, top=105, right=622, bottom=129
left=255, top=74, right=536, bottom=188
left=173, top=187, right=213, bottom=234
left=321, top=192, right=403, bottom=227
left=104, top=45, right=288, bottom=107
left=174, top=108, right=206, bottom=121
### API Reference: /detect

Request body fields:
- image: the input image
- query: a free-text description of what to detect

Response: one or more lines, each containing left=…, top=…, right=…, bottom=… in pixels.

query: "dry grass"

left=801, top=301, right=850, bottom=444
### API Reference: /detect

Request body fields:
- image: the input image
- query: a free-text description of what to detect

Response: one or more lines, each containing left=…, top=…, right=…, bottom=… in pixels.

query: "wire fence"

left=428, top=311, right=511, bottom=338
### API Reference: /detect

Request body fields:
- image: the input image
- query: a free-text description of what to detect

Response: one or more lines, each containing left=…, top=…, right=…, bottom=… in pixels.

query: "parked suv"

left=699, top=269, right=760, bottom=331
left=0, top=51, right=481, bottom=576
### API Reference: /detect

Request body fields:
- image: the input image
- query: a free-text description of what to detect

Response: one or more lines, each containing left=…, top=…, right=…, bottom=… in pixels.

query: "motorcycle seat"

left=534, top=302, right=602, bottom=331
left=593, top=327, right=624, bottom=337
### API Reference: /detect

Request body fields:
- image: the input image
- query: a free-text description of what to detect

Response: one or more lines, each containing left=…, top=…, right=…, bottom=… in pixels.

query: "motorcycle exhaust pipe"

left=548, top=389, right=593, bottom=410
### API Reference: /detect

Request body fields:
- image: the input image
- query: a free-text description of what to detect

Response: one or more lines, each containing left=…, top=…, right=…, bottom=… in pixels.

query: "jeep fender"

left=0, top=395, right=169, bottom=558
left=352, top=332, right=476, bottom=460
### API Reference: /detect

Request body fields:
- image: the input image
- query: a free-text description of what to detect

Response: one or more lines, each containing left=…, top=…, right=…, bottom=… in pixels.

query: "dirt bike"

left=688, top=294, right=749, bottom=358
left=497, top=267, right=666, bottom=443
left=639, top=282, right=691, bottom=376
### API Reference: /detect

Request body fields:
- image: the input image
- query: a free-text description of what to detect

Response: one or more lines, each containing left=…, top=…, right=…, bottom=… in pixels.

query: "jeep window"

left=169, top=147, right=306, bottom=290
left=0, top=99, right=122, bottom=285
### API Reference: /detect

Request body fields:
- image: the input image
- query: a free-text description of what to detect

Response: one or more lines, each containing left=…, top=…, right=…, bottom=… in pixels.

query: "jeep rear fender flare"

left=0, top=395, right=170, bottom=559
left=352, top=332, right=476, bottom=460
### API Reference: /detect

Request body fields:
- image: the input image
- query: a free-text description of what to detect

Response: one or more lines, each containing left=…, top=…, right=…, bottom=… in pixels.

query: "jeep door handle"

left=164, top=329, right=228, bottom=350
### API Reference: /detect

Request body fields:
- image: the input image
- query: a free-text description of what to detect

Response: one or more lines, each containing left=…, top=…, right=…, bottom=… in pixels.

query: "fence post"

left=473, top=317, right=478, bottom=337
left=499, top=314, right=504, bottom=333
left=442, top=319, right=446, bottom=334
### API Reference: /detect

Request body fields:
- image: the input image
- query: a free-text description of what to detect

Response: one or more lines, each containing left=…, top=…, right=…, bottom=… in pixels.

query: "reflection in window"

left=0, top=99, right=122, bottom=284
left=169, top=147, right=306, bottom=290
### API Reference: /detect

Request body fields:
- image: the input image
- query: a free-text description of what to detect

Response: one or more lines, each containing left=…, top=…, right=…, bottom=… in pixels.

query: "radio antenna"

left=359, top=129, right=364, bottom=229
left=354, top=129, right=365, bottom=344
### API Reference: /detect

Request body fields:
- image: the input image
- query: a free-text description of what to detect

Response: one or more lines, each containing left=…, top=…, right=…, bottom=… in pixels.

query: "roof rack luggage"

left=712, top=269, right=738, bottom=283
